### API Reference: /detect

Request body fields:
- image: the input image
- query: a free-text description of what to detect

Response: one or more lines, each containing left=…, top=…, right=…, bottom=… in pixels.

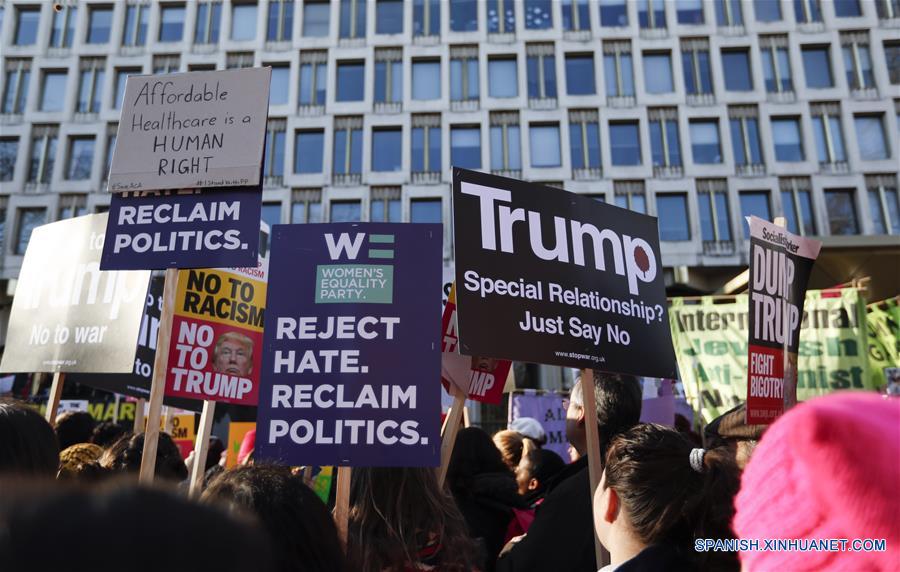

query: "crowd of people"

left=0, top=374, right=898, bottom=571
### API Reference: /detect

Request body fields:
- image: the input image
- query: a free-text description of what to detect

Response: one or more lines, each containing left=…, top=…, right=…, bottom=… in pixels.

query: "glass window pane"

left=41, top=73, right=68, bottom=112
left=600, top=0, right=628, bottom=26
left=66, top=138, right=95, bottom=180
left=525, top=0, right=553, bottom=29
left=825, top=190, right=859, bottom=235
left=643, top=54, right=674, bottom=94
left=610, top=123, right=641, bottom=165
left=690, top=121, right=722, bottom=163
left=159, top=6, right=185, bottom=42
left=429, top=126, right=441, bottom=171
left=88, top=7, right=113, bottom=44
left=16, top=209, right=47, bottom=255
left=261, top=203, right=282, bottom=228
left=869, top=189, right=887, bottom=234
left=411, top=199, right=442, bottom=223
left=566, top=56, right=596, bottom=96
left=740, top=192, right=770, bottom=237
left=855, top=116, right=888, bottom=160
left=488, top=0, right=516, bottom=33
left=295, top=131, right=324, bottom=173
left=754, top=0, right=782, bottom=21
left=15, top=8, right=40, bottom=45
left=330, top=201, right=361, bottom=222
left=489, top=59, right=518, bottom=98
left=412, top=127, right=425, bottom=171
left=834, top=0, right=861, bottom=17
left=269, top=66, right=289, bottom=105
left=413, top=0, right=440, bottom=36
left=232, top=4, right=258, bottom=40
left=303, top=2, right=330, bottom=36
left=337, top=62, right=365, bottom=101
left=451, top=127, right=481, bottom=169
left=722, top=50, right=752, bottom=90
left=0, top=139, right=18, bottom=181
left=372, top=129, right=402, bottom=171
left=377, top=0, right=404, bottom=34
left=802, top=47, right=834, bottom=88
left=772, top=119, right=804, bottom=161
left=657, top=194, right=691, bottom=241
left=530, top=125, right=561, bottom=168
left=450, top=0, right=478, bottom=31
left=412, top=62, right=441, bottom=100
left=677, top=0, right=704, bottom=24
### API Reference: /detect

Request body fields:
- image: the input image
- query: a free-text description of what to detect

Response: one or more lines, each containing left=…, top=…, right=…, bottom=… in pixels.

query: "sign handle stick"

left=163, top=405, right=173, bottom=434
left=462, top=404, right=471, bottom=428
left=138, top=267, right=178, bottom=484
left=133, top=399, right=145, bottom=433
left=44, top=372, right=65, bottom=425
left=580, top=368, right=611, bottom=569
left=438, top=384, right=466, bottom=488
left=113, top=394, right=121, bottom=424
left=772, top=216, right=797, bottom=413
left=188, top=400, right=217, bottom=497
left=334, top=466, right=352, bottom=549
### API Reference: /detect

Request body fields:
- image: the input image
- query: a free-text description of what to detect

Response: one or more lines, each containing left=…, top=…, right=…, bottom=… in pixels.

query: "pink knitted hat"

left=733, top=392, right=900, bottom=571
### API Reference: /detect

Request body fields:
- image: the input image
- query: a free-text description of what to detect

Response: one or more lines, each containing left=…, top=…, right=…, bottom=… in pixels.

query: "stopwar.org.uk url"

left=554, top=351, right=604, bottom=363
left=695, top=538, right=888, bottom=553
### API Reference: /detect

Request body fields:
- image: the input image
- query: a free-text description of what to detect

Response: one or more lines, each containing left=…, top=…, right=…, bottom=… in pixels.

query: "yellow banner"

left=175, top=268, right=266, bottom=332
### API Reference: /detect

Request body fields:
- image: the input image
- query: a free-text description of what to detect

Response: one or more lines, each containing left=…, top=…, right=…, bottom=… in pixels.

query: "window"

left=303, top=0, right=330, bottom=36
left=760, top=36, right=793, bottom=93
left=615, top=181, right=646, bottom=212
left=292, top=189, right=323, bottom=223
left=530, top=124, right=561, bottom=168
left=562, top=0, right=590, bottom=31
left=841, top=33, right=875, bottom=90
left=264, top=119, right=286, bottom=180
left=330, top=200, right=361, bottom=222
left=268, top=65, right=290, bottom=106
left=340, top=0, right=367, bottom=38
left=58, top=194, right=87, bottom=220
left=600, top=0, right=628, bottom=27
left=154, top=54, right=181, bottom=74
left=14, top=6, right=40, bottom=46
left=722, top=49, right=752, bottom=91
left=372, top=128, right=402, bottom=171
left=657, top=194, right=691, bottom=241
left=886, top=42, right=900, bottom=85
left=412, top=114, right=441, bottom=174
left=715, top=0, right=743, bottom=26
left=333, top=117, right=363, bottom=176
left=566, top=54, right=596, bottom=96
left=195, top=2, right=222, bottom=44
left=643, top=52, right=674, bottom=94
left=877, top=0, right=900, bottom=20
left=371, top=187, right=401, bottom=222
left=15, top=208, right=47, bottom=255
left=40, top=71, right=68, bottom=112
left=754, top=0, right=782, bottom=21
left=866, top=175, right=900, bottom=234
left=740, top=191, right=771, bottom=237
left=412, top=60, right=441, bottom=100
left=610, top=121, right=641, bottom=166
left=834, top=0, right=861, bottom=17
left=299, top=51, right=328, bottom=106
left=490, top=112, right=522, bottom=171
left=104, top=123, right=117, bottom=177
left=681, top=39, right=713, bottom=96
left=114, top=68, right=140, bottom=110
left=261, top=203, right=282, bottom=227
left=825, top=189, right=859, bottom=235
left=802, top=46, right=834, bottom=89
left=294, top=130, right=324, bottom=173
left=677, top=0, right=704, bottom=24
left=486, top=0, right=514, bottom=34
left=855, top=115, right=889, bottom=160
left=87, top=5, right=113, bottom=44
left=451, top=126, right=481, bottom=169
left=569, top=110, right=601, bottom=170
left=697, top=180, right=732, bottom=242
left=648, top=108, right=682, bottom=168
left=376, top=0, right=403, bottom=34
left=525, top=0, right=553, bottom=29
left=159, top=4, right=186, bottom=42
left=77, top=59, right=105, bottom=114
left=527, top=44, right=557, bottom=100
left=728, top=106, right=763, bottom=167
left=267, top=0, right=294, bottom=41
left=123, top=3, right=149, bottom=46
left=49, top=4, right=77, bottom=48
left=794, top=0, right=823, bottom=23
left=374, top=49, right=403, bottom=104
left=690, top=120, right=722, bottom=163
left=488, top=57, right=518, bottom=98
left=604, top=42, right=635, bottom=98
left=0, top=138, right=17, bottom=181
left=414, top=0, right=440, bottom=36
left=450, top=0, right=478, bottom=31
left=810, top=103, right=847, bottom=165
left=411, top=199, right=442, bottom=223
left=772, top=117, right=804, bottom=161
left=2, top=60, right=31, bottom=115
left=638, top=0, right=666, bottom=29
left=450, top=46, right=479, bottom=102
left=780, top=177, right=815, bottom=235
left=336, top=61, right=365, bottom=102
left=231, top=3, right=258, bottom=40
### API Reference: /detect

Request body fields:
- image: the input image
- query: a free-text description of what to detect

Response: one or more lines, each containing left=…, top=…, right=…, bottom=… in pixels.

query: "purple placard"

left=639, top=379, right=675, bottom=426
left=100, top=187, right=262, bottom=270
left=255, top=223, right=443, bottom=467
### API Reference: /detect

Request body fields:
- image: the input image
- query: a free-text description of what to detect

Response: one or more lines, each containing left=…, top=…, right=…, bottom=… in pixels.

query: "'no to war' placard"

left=255, top=223, right=443, bottom=467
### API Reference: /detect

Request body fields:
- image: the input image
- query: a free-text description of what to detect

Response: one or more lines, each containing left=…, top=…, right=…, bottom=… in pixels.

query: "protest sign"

left=867, top=298, right=899, bottom=389
left=639, top=379, right=675, bottom=425
left=746, top=217, right=821, bottom=424
left=508, top=391, right=569, bottom=461
left=226, top=422, right=256, bottom=468
left=670, top=289, right=873, bottom=423
left=0, top=214, right=150, bottom=374
left=451, top=169, right=676, bottom=379
left=108, top=68, right=271, bottom=192
left=255, top=223, right=443, bottom=467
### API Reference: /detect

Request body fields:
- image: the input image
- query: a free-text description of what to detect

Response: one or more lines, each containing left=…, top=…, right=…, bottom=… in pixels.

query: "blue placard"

left=100, top=187, right=262, bottom=270
left=255, top=223, right=443, bottom=467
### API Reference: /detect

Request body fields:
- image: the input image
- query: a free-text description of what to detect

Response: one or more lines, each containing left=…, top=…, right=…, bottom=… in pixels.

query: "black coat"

left=452, top=471, right=525, bottom=571
left=614, top=543, right=697, bottom=572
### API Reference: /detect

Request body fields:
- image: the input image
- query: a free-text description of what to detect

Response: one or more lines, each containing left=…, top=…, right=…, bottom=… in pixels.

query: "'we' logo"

left=324, top=233, right=396, bottom=261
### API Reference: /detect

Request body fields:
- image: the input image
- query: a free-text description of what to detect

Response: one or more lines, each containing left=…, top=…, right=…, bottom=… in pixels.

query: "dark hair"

left=446, top=427, right=511, bottom=495
left=573, top=372, right=642, bottom=462
left=100, top=432, right=188, bottom=482
left=520, top=440, right=565, bottom=493
left=604, top=424, right=740, bottom=571
left=90, top=422, right=130, bottom=448
left=203, top=465, right=345, bottom=572
left=205, top=436, right=225, bottom=472
left=0, top=399, right=60, bottom=477
left=348, top=467, right=476, bottom=572
left=54, top=411, right=96, bottom=451
left=0, top=482, right=273, bottom=572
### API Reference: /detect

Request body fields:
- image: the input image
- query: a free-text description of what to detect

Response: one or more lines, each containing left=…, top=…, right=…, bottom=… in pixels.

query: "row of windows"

left=7, top=0, right=900, bottom=50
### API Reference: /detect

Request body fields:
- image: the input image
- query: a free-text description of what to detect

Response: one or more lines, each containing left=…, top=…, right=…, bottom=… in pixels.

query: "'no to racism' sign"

left=256, top=223, right=443, bottom=467
left=452, top=168, right=676, bottom=378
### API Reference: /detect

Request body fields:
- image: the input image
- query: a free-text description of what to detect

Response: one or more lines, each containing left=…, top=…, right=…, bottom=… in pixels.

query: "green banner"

left=670, top=289, right=872, bottom=422
left=867, top=298, right=899, bottom=389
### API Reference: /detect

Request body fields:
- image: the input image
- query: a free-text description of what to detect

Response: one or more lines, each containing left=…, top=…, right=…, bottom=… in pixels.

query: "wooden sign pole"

left=438, top=383, right=466, bottom=488
left=44, top=372, right=66, bottom=425
left=580, top=368, right=611, bottom=569
left=133, top=398, right=146, bottom=433
left=163, top=405, right=173, bottom=434
left=138, top=267, right=178, bottom=484
left=188, top=399, right=216, bottom=497
left=334, top=466, right=352, bottom=548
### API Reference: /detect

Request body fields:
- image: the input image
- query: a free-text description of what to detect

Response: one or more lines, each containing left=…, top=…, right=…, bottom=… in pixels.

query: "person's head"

left=566, top=372, right=642, bottom=459
left=213, top=332, right=254, bottom=377
left=704, top=402, right=765, bottom=470
left=733, top=392, right=900, bottom=571
left=90, top=422, right=129, bottom=448
left=100, top=432, right=188, bottom=482
left=348, top=467, right=475, bottom=572
left=205, top=436, right=225, bottom=472
left=57, top=443, right=105, bottom=481
left=515, top=439, right=565, bottom=496
left=508, top=416, right=547, bottom=445
left=202, top=465, right=345, bottom=572
left=54, top=411, right=95, bottom=451
left=0, top=399, right=59, bottom=477
left=446, top=427, right=510, bottom=493
left=0, top=482, right=273, bottom=572
left=493, top=429, right=525, bottom=472
left=594, top=424, right=739, bottom=570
